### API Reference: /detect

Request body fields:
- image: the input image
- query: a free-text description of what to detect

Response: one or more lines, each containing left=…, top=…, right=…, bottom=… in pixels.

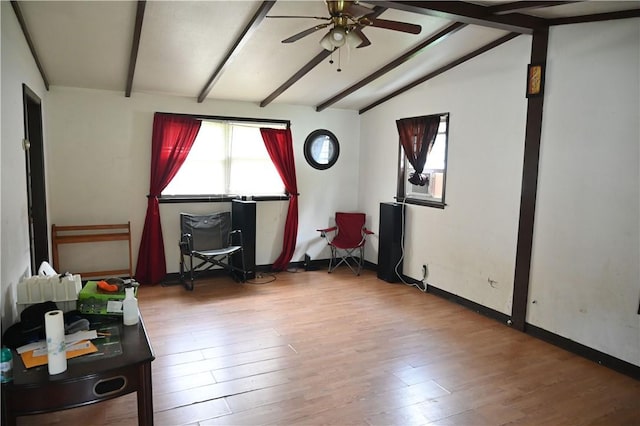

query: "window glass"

left=162, top=120, right=285, bottom=197
left=229, top=124, right=284, bottom=195
left=311, top=136, right=334, bottom=164
left=399, top=114, right=449, bottom=207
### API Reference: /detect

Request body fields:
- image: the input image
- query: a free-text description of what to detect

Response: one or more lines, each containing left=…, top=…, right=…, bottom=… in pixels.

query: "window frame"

left=157, top=113, right=290, bottom=204
left=396, top=112, right=450, bottom=209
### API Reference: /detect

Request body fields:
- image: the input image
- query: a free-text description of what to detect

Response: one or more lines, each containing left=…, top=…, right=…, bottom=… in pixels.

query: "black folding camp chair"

left=179, top=212, right=246, bottom=290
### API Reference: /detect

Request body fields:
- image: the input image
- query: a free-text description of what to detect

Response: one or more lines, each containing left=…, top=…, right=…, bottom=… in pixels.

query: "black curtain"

left=396, top=115, right=441, bottom=186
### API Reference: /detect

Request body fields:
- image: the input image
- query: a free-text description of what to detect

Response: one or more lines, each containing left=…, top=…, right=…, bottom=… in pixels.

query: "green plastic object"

left=1, top=346, right=13, bottom=383
left=78, top=280, right=138, bottom=315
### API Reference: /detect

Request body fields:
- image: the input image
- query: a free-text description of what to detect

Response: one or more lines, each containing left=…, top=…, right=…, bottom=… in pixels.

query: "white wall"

left=44, top=88, right=360, bottom=275
left=1, top=2, right=49, bottom=331
left=528, top=19, right=640, bottom=366
left=359, top=20, right=640, bottom=367
left=360, top=35, right=530, bottom=316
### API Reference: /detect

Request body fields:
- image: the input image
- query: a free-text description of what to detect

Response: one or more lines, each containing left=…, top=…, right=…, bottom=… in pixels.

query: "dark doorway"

left=23, top=84, right=49, bottom=274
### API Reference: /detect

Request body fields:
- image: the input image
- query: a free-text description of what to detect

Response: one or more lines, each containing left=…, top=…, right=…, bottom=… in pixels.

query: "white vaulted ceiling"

left=13, top=1, right=640, bottom=113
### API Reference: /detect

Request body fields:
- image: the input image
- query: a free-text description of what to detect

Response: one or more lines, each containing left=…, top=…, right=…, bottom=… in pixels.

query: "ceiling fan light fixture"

left=346, top=30, right=362, bottom=48
left=330, top=27, right=347, bottom=47
left=320, top=33, right=334, bottom=51
left=320, top=26, right=348, bottom=51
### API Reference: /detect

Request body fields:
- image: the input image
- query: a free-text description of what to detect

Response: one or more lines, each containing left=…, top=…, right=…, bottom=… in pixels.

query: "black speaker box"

left=377, top=202, right=404, bottom=282
left=232, top=200, right=256, bottom=279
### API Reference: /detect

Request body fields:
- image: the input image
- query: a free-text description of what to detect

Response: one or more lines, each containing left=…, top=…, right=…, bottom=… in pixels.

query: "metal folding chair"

left=179, top=212, right=246, bottom=290
left=318, top=212, right=374, bottom=275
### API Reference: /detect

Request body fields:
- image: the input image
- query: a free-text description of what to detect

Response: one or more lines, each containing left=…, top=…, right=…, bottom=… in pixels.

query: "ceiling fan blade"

left=267, top=15, right=331, bottom=20
left=345, top=3, right=375, bottom=19
left=282, top=24, right=330, bottom=43
left=352, top=28, right=371, bottom=48
left=367, top=18, right=421, bottom=34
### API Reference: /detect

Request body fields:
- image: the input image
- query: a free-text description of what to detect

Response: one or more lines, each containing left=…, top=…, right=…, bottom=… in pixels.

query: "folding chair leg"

left=228, top=248, right=247, bottom=282
left=239, top=247, right=247, bottom=282
left=186, top=253, right=195, bottom=291
left=357, top=246, right=364, bottom=275
left=328, top=246, right=337, bottom=273
left=326, top=246, right=365, bottom=275
left=179, top=253, right=185, bottom=283
left=179, top=252, right=193, bottom=290
left=227, top=254, right=238, bottom=282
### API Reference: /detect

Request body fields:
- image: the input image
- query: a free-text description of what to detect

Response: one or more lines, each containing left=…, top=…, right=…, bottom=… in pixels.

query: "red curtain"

left=260, top=127, right=298, bottom=271
left=396, top=115, right=441, bottom=186
left=135, top=113, right=201, bottom=284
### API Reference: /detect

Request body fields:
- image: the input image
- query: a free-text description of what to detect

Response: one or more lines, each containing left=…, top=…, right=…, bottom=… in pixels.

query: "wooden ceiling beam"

left=316, top=22, right=465, bottom=112
left=487, top=1, right=579, bottom=16
left=197, top=1, right=275, bottom=103
left=359, top=32, right=520, bottom=114
left=548, top=8, right=640, bottom=25
left=260, top=50, right=333, bottom=107
left=10, top=1, right=49, bottom=90
left=370, top=1, right=547, bottom=34
left=125, top=1, right=146, bottom=97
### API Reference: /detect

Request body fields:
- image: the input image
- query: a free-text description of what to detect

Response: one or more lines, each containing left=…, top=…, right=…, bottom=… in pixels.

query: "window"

left=303, top=129, right=340, bottom=170
left=398, top=113, right=449, bottom=208
left=162, top=119, right=286, bottom=198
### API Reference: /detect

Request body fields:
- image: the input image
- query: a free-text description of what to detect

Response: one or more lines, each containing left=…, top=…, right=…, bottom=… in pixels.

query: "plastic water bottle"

left=1, top=347, right=13, bottom=383
left=123, top=287, right=139, bottom=326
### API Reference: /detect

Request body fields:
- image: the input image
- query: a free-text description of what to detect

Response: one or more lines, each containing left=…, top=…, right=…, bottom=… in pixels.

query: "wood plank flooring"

left=16, top=269, right=640, bottom=425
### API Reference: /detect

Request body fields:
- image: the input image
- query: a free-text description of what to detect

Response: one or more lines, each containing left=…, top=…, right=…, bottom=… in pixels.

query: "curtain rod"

left=155, top=112, right=290, bottom=128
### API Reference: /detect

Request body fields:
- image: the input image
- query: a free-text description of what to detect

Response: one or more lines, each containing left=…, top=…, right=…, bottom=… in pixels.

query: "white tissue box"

left=17, top=274, right=82, bottom=313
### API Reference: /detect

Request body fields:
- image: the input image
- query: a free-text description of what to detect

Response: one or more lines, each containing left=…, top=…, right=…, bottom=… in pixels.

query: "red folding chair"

left=317, top=212, right=374, bottom=275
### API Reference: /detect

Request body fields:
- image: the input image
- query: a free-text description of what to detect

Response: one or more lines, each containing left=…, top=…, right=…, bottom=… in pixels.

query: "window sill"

left=396, top=197, right=446, bottom=209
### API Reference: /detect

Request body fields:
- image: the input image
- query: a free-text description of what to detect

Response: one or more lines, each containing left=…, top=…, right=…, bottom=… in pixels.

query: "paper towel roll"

left=45, top=310, right=67, bottom=374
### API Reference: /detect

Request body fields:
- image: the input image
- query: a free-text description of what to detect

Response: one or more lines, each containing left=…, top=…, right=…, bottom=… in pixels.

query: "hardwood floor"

left=17, top=269, right=640, bottom=425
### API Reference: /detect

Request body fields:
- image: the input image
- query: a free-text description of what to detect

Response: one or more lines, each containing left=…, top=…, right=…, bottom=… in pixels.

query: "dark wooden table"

left=2, top=315, right=155, bottom=425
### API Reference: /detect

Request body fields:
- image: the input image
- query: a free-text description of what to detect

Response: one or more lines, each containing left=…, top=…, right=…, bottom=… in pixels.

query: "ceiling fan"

left=268, top=1, right=422, bottom=51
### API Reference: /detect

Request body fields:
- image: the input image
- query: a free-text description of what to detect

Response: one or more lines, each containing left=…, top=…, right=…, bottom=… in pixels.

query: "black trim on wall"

left=526, top=323, right=640, bottom=380
left=417, top=280, right=511, bottom=324
left=394, top=274, right=639, bottom=380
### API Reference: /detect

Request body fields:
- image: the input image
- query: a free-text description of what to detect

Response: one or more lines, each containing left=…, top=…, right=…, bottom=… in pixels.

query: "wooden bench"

left=51, top=222, right=133, bottom=279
